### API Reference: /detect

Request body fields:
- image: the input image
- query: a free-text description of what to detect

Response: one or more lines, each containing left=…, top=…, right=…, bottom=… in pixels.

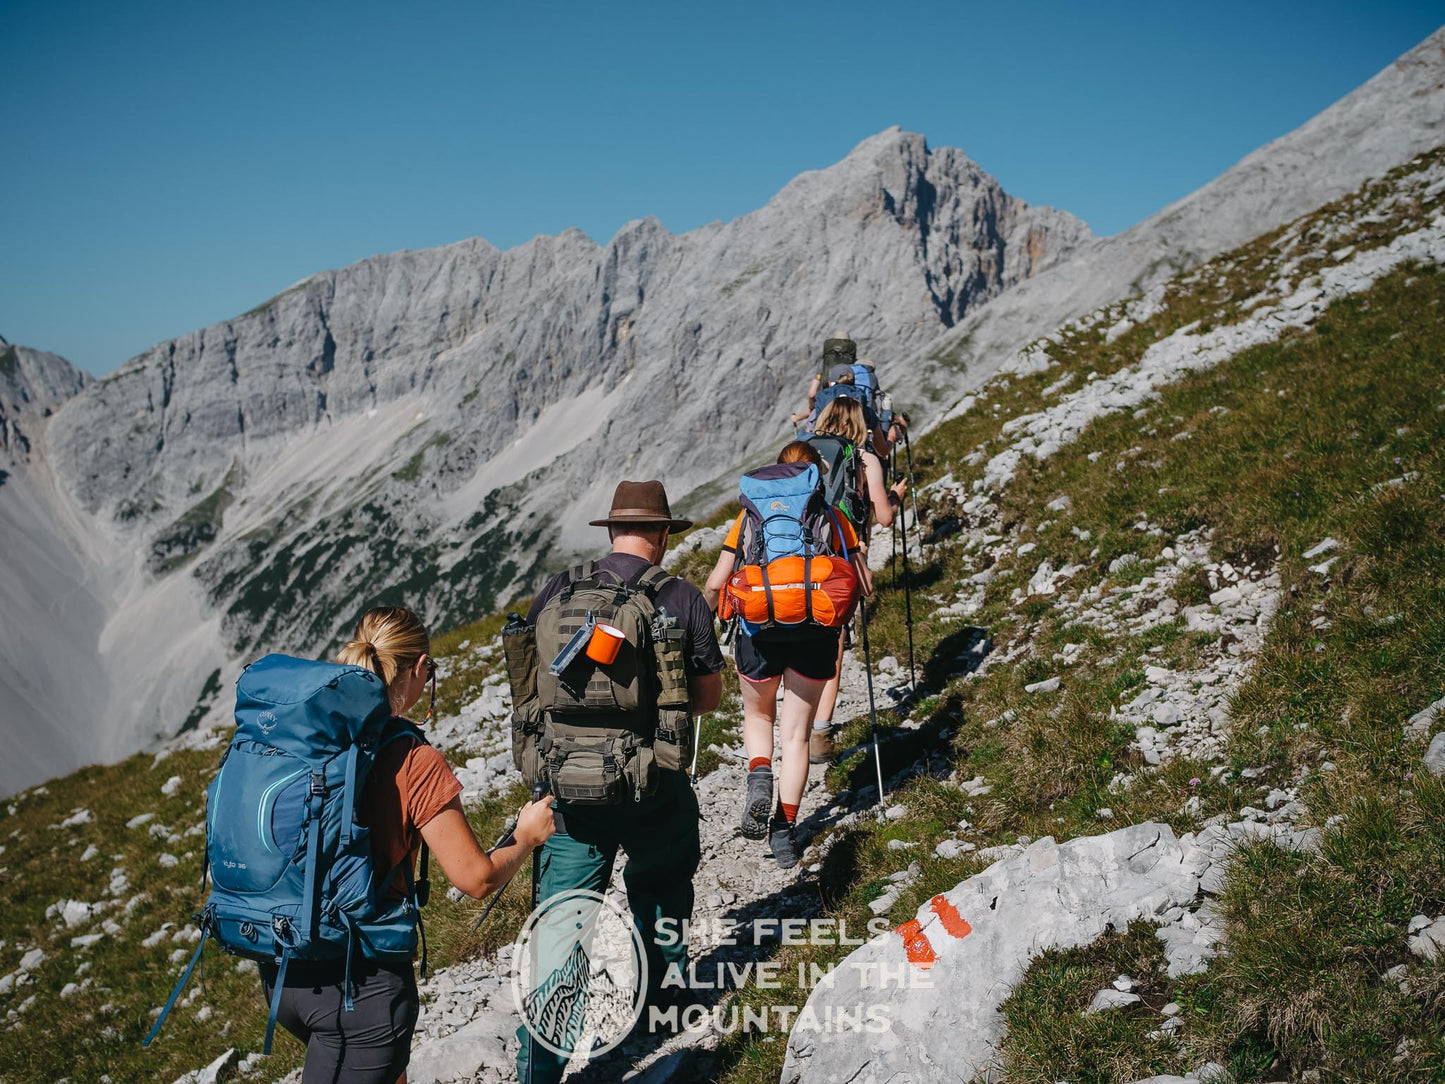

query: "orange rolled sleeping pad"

left=722, top=554, right=859, bottom=628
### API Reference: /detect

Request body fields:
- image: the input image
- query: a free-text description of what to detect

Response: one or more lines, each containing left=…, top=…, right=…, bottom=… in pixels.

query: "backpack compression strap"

left=142, top=919, right=212, bottom=1047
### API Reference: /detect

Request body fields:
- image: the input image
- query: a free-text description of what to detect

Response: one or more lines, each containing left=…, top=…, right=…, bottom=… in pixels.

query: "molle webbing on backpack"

left=503, top=613, right=543, bottom=786
left=536, top=562, right=668, bottom=724
left=532, top=561, right=675, bottom=803
left=651, top=611, right=692, bottom=772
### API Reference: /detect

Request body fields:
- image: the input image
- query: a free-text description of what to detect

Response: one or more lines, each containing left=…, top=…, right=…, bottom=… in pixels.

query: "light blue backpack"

left=145, top=655, right=431, bottom=1053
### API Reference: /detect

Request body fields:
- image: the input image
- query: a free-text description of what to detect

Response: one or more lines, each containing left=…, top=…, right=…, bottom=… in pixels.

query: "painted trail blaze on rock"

left=896, top=918, right=936, bottom=969
left=780, top=823, right=1205, bottom=1083
left=930, top=894, right=972, bottom=939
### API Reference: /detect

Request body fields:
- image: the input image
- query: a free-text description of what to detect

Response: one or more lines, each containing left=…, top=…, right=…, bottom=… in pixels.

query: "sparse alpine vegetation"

left=713, top=150, right=1445, bottom=1084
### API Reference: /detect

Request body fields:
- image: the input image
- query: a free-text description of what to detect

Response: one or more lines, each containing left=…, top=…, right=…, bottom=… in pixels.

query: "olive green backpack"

left=502, top=563, right=692, bottom=804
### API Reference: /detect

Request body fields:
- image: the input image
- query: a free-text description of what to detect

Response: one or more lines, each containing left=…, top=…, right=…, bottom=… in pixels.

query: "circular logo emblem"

left=510, top=888, right=648, bottom=1061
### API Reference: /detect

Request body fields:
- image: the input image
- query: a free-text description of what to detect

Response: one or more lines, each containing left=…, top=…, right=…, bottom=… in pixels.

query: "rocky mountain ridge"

left=3, top=27, right=1443, bottom=797
left=0, top=130, right=1090, bottom=795
left=914, top=26, right=1445, bottom=403
left=0, top=334, right=87, bottom=462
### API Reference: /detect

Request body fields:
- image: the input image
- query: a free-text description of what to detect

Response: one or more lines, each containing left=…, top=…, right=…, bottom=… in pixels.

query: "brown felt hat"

left=588, top=479, right=693, bottom=531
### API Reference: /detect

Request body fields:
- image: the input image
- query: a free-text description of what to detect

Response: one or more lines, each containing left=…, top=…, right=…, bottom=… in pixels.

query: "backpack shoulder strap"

left=380, top=717, right=427, bottom=750
left=635, top=564, right=673, bottom=598
left=559, top=561, right=596, bottom=603
left=826, top=506, right=852, bottom=561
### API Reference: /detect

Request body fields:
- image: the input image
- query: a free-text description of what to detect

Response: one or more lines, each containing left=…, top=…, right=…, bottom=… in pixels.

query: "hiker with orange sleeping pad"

left=703, top=441, right=867, bottom=868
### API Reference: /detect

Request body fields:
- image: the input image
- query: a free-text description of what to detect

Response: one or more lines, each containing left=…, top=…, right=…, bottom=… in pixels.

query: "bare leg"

left=740, top=675, right=781, bottom=765
left=776, top=672, right=826, bottom=810
left=812, top=636, right=846, bottom=727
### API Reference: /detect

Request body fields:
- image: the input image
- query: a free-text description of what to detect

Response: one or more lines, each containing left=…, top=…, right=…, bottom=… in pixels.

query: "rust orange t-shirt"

left=361, top=729, right=463, bottom=903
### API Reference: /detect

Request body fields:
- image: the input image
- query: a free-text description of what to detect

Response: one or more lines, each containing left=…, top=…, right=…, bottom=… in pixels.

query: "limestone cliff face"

left=0, top=335, right=87, bottom=464
left=3, top=129, right=1089, bottom=793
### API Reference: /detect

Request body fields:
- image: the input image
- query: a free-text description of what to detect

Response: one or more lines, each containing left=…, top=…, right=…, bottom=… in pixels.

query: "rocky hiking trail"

left=330, top=578, right=929, bottom=1084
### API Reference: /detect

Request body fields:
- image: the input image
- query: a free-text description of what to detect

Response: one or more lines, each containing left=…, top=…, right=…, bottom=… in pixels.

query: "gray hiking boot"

left=741, top=767, right=772, bottom=840
left=769, top=816, right=802, bottom=869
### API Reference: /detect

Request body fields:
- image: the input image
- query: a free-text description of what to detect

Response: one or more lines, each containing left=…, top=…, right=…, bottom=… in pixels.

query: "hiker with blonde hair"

left=805, top=398, right=907, bottom=762
left=259, top=605, right=555, bottom=1084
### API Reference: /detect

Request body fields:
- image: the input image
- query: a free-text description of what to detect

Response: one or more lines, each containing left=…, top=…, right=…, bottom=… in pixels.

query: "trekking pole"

left=525, top=780, right=548, bottom=1084
left=528, top=781, right=547, bottom=912
left=899, top=429, right=919, bottom=694
left=470, top=782, right=552, bottom=932
left=469, top=802, right=528, bottom=931
left=856, top=601, right=887, bottom=816
left=889, top=448, right=899, bottom=583
left=902, top=427, right=923, bottom=540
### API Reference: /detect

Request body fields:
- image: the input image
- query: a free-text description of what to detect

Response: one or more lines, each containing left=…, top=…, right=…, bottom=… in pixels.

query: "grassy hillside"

left=712, top=151, right=1445, bottom=1083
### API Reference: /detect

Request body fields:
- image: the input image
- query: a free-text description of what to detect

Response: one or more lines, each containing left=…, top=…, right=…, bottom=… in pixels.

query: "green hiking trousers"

left=514, top=769, right=701, bottom=1084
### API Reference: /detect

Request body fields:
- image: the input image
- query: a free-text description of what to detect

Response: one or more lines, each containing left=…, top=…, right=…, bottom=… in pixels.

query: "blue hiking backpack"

left=809, top=382, right=875, bottom=433
left=850, top=363, right=880, bottom=413
left=145, top=655, right=432, bottom=1054
left=731, top=462, right=852, bottom=635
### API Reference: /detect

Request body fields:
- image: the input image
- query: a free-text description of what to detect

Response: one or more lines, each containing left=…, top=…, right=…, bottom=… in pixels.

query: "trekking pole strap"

left=142, top=927, right=210, bottom=1047
left=263, top=949, right=293, bottom=1055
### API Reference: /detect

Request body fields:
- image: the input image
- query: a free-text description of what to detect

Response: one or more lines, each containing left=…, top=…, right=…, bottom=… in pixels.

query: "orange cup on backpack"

left=585, top=623, right=626, bottom=665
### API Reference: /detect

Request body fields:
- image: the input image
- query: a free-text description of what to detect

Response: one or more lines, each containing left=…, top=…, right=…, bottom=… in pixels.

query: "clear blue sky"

left=2, top=1, right=1440, bottom=375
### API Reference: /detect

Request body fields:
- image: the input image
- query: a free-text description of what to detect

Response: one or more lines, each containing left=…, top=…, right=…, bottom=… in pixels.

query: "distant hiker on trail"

left=705, top=441, right=867, bottom=868
left=505, top=480, right=724, bottom=1084
left=805, top=398, right=907, bottom=763
left=789, top=329, right=851, bottom=430
left=798, top=334, right=906, bottom=455
left=150, top=606, right=555, bottom=1084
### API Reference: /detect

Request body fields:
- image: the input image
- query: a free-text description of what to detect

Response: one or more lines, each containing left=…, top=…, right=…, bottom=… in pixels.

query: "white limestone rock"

left=780, top=823, right=1203, bottom=1083
left=1423, top=733, right=1445, bottom=777
left=167, top=1047, right=239, bottom=1084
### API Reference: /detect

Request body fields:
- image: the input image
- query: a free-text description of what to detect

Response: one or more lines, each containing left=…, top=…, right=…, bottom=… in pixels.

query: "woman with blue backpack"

left=260, top=606, right=556, bottom=1084
left=703, top=442, right=868, bottom=868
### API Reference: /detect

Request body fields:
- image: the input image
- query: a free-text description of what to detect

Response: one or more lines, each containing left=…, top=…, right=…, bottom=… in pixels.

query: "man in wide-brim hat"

left=585, top=478, right=695, bottom=531
left=515, top=479, right=724, bottom=1083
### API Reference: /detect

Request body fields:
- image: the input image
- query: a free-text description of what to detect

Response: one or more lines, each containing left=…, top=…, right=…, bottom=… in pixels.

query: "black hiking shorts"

left=259, top=956, right=417, bottom=1084
left=735, top=627, right=841, bottom=682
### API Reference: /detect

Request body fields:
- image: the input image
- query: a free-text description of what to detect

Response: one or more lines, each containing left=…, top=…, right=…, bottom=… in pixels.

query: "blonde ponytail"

left=337, top=606, right=431, bottom=714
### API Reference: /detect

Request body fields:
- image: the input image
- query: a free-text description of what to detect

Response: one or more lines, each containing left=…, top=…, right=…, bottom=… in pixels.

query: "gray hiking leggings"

left=259, top=957, right=418, bottom=1084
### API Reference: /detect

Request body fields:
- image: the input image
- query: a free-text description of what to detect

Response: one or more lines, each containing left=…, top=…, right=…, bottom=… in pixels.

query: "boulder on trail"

left=780, top=823, right=1204, bottom=1083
